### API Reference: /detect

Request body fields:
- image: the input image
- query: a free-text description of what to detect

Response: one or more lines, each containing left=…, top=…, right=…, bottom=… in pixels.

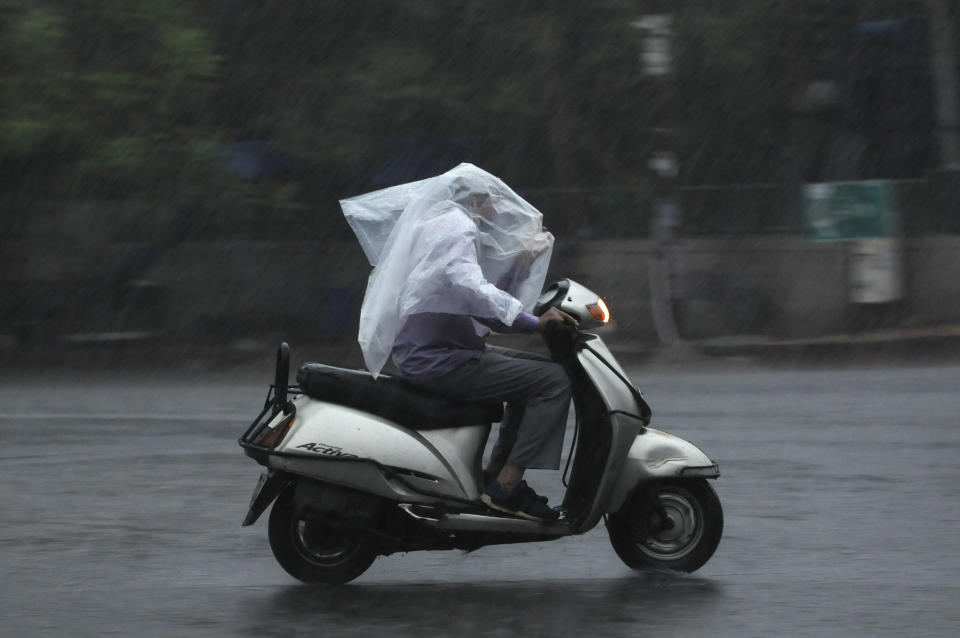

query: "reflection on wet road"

left=2, top=361, right=959, bottom=636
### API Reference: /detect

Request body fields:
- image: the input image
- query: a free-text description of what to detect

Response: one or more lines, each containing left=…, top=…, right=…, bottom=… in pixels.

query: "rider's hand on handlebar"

left=537, top=307, right=578, bottom=332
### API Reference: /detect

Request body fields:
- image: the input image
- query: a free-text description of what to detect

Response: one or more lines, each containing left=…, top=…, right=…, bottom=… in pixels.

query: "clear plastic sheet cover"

left=340, top=163, right=554, bottom=376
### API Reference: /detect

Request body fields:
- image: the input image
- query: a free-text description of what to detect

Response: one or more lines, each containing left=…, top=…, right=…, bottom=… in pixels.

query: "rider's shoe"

left=480, top=479, right=559, bottom=521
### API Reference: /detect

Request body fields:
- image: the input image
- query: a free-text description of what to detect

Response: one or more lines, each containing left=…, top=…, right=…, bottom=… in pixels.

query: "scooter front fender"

left=606, top=428, right=720, bottom=514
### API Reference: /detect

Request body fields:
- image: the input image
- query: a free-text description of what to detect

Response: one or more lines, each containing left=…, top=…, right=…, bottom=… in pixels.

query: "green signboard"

left=803, top=181, right=898, bottom=241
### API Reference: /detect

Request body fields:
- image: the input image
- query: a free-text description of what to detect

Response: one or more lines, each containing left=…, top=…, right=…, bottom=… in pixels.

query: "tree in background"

left=1, top=1, right=955, bottom=314
left=0, top=0, right=232, bottom=332
left=1, top=1, right=228, bottom=225
left=204, top=0, right=654, bottom=236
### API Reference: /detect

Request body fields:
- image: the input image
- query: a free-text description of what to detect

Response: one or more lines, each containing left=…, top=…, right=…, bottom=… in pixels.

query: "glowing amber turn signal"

left=254, top=414, right=295, bottom=448
left=587, top=298, right=610, bottom=323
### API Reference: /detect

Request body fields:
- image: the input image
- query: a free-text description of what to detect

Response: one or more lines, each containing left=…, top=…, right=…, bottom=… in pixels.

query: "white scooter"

left=239, top=279, right=722, bottom=584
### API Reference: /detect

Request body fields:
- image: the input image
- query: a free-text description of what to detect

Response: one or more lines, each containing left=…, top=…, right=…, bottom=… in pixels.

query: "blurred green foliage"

left=0, top=0, right=953, bottom=251
left=1, top=0, right=233, bottom=250
left=0, top=0, right=953, bottom=342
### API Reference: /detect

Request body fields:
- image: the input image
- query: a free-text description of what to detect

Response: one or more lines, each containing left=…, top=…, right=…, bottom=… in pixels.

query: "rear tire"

left=267, top=487, right=377, bottom=584
left=606, top=479, right=723, bottom=573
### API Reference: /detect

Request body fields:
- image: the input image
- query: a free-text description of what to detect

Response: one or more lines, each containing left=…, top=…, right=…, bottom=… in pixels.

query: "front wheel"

left=267, top=487, right=377, bottom=584
left=606, top=479, right=723, bottom=573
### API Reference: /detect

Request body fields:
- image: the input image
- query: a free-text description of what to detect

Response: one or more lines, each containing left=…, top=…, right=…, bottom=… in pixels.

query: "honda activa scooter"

left=239, top=279, right=723, bottom=584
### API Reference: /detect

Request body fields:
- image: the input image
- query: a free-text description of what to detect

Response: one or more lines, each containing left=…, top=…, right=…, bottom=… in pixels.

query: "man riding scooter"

left=240, top=167, right=722, bottom=583
left=342, top=163, right=577, bottom=520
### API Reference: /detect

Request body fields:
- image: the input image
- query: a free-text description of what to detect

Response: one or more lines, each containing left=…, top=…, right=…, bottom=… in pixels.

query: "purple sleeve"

left=476, top=311, right=539, bottom=334
left=511, top=311, right=540, bottom=333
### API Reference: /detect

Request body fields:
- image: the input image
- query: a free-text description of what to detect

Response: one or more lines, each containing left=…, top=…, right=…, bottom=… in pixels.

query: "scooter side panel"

left=605, top=427, right=718, bottom=513
left=266, top=454, right=439, bottom=503
left=419, top=425, right=490, bottom=501
left=576, top=341, right=645, bottom=530
left=273, top=397, right=486, bottom=501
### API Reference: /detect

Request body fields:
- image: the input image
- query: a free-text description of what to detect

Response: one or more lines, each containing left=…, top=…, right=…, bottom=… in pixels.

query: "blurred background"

left=2, top=0, right=959, bottom=365
left=5, top=6, right=959, bottom=633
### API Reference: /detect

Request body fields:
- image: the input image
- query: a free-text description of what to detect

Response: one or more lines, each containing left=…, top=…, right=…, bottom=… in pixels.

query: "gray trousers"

left=426, top=346, right=572, bottom=470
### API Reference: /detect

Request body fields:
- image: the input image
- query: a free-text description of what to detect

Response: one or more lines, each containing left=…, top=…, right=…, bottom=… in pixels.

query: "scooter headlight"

left=586, top=298, right=611, bottom=323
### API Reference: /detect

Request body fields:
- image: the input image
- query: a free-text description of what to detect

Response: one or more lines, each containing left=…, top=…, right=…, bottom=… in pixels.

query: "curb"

left=693, top=325, right=960, bottom=359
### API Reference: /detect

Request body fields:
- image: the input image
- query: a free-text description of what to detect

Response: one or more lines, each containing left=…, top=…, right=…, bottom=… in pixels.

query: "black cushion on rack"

left=296, top=363, right=503, bottom=430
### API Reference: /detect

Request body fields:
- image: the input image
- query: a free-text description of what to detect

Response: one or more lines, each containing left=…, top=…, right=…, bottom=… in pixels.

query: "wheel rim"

left=292, top=518, right=361, bottom=567
left=636, top=489, right=704, bottom=561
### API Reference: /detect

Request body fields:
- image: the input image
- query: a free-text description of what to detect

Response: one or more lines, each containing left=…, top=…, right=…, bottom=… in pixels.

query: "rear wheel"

left=606, top=479, right=723, bottom=573
left=267, top=487, right=377, bottom=584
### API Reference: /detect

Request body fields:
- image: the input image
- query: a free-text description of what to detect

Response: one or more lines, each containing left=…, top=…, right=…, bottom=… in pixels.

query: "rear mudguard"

left=241, top=469, right=292, bottom=527
left=605, top=427, right=720, bottom=514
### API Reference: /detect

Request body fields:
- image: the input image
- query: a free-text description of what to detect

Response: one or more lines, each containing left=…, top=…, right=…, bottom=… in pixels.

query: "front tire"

left=267, top=487, right=377, bottom=584
left=606, top=479, right=723, bottom=573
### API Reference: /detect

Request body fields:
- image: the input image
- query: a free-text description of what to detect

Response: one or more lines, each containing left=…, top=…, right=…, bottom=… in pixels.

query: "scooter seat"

left=296, top=363, right=504, bottom=430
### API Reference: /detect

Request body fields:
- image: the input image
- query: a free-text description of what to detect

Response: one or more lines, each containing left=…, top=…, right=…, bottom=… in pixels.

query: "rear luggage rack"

left=239, top=342, right=301, bottom=456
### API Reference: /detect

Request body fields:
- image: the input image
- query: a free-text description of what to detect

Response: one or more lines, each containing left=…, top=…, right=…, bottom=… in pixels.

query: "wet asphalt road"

left=2, top=357, right=959, bottom=637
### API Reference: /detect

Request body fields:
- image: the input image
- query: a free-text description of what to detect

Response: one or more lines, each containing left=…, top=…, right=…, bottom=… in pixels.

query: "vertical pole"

left=929, top=0, right=960, bottom=169
left=648, top=153, right=682, bottom=345
left=636, top=13, right=683, bottom=345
